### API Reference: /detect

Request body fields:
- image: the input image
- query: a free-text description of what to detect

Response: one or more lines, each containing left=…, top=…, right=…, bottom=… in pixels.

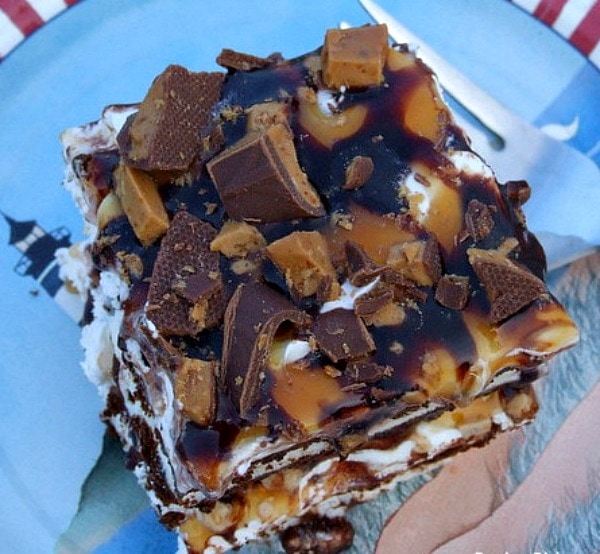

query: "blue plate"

left=0, top=1, right=598, bottom=553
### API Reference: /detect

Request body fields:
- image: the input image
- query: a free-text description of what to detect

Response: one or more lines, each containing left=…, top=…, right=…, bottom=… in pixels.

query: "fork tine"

left=359, top=0, right=600, bottom=263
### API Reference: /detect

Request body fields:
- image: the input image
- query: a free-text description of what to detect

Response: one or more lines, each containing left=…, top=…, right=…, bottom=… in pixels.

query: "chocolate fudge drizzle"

left=84, top=37, right=552, bottom=490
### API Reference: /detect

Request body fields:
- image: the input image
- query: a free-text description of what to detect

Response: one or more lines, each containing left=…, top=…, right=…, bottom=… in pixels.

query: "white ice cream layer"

left=320, top=277, right=380, bottom=313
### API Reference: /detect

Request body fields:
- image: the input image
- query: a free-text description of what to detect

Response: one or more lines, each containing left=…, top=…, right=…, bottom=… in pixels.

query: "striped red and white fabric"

left=512, top=0, right=600, bottom=66
left=0, top=0, right=598, bottom=66
left=0, top=0, right=79, bottom=60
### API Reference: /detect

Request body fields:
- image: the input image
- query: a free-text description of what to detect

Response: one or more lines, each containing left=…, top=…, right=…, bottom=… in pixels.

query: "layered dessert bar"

left=59, top=25, right=578, bottom=553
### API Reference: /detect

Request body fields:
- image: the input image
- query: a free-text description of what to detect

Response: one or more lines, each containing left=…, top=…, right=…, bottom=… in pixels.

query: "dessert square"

left=59, top=24, right=578, bottom=554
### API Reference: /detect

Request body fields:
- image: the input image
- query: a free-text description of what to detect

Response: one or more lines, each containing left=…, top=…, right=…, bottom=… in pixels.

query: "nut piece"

left=386, top=236, right=441, bottom=286
left=281, top=516, right=354, bottom=554
left=207, top=123, right=325, bottom=222
left=322, top=24, right=389, bottom=88
left=210, top=220, right=266, bottom=258
left=96, top=191, right=125, bottom=230
left=266, top=231, right=340, bottom=300
left=175, top=357, right=217, bottom=426
left=500, top=385, right=539, bottom=423
left=113, top=162, right=169, bottom=246
left=468, top=247, right=546, bottom=324
left=343, top=155, right=374, bottom=190
left=435, top=274, right=470, bottom=310
left=297, top=86, right=368, bottom=150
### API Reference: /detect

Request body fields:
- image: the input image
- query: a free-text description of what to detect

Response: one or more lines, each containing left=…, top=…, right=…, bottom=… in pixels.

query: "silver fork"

left=359, top=0, right=600, bottom=269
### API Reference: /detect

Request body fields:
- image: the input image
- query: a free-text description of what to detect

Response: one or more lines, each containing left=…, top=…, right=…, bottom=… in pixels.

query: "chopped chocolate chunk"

left=468, top=248, right=546, bottom=323
left=222, top=282, right=311, bottom=419
left=281, top=516, right=354, bottom=554
left=345, top=241, right=385, bottom=286
left=345, top=360, right=391, bottom=384
left=381, top=268, right=428, bottom=304
left=435, top=274, right=470, bottom=310
left=386, top=236, right=441, bottom=286
left=322, top=24, right=389, bottom=88
left=210, top=220, right=266, bottom=258
left=207, top=123, right=325, bottom=222
left=354, top=281, right=394, bottom=317
left=343, top=155, right=374, bottom=190
left=266, top=231, right=340, bottom=300
left=216, top=48, right=278, bottom=71
left=146, top=211, right=224, bottom=335
left=312, top=309, right=375, bottom=363
left=175, top=357, right=217, bottom=426
left=117, top=65, right=224, bottom=173
left=362, top=302, right=406, bottom=327
left=465, top=199, right=495, bottom=242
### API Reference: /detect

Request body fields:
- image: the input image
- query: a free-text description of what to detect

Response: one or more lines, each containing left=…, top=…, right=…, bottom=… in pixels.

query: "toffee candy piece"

left=322, top=24, right=389, bottom=88
left=207, top=123, right=325, bottom=222
left=113, top=162, right=169, bottom=246
left=266, top=230, right=340, bottom=300
left=175, top=357, right=218, bottom=426
left=59, top=23, right=579, bottom=554
left=117, top=65, right=224, bottom=174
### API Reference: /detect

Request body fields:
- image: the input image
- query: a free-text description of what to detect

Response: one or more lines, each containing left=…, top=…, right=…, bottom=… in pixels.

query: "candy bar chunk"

left=322, top=24, right=389, bottom=88
left=386, top=236, right=442, bottom=286
left=207, top=123, right=325, bottom=222
left=147, top=211, right=224, bottom=335
left=210, top=220, right=266, bottom=258
left=222, top=282, right=311, bottom=419
left=175, top=357, right=217, bottom=426
left=113, top=162, right=169, bottom=246
left=343, top=155, right=374, bottom=190
left=312, top=308, right=375, bottom=363
left=465, top=199, right=495, bottom=242
left=468, top=248, right=546, bottom=324
left=353, top=281, right=395, bottom=318
left=118, top=65, right=224, bottom=173
left=216, top=48, right=278, bottom=71
left=435, top=274, right=470, bottom=310
left=266, top=231, right=340, bottom=300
